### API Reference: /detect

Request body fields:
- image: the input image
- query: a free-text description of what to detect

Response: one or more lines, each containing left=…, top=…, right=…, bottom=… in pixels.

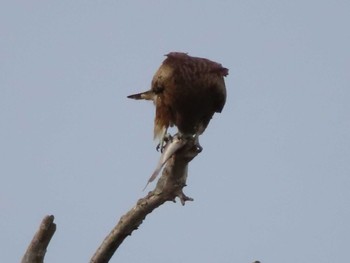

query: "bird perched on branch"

left=128, top=52, right=228, bottom=150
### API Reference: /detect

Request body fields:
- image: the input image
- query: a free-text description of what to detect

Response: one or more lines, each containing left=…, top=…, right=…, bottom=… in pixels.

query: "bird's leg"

left=175, top=132, right=202, bottom=152
left=156, top=128, right=170, bottom=152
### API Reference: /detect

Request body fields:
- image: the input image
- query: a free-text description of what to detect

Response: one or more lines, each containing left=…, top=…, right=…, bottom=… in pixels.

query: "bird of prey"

left=127, top=52, right=228, bottom=150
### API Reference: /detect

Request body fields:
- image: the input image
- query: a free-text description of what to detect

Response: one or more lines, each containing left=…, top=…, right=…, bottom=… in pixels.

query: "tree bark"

left=90, top=136, right=199, bottom=262
left=20, top=137, right=261, bottom=263
left=21, top=136, right=200, bottom=263
left=21, top=215, right=56, bottom=263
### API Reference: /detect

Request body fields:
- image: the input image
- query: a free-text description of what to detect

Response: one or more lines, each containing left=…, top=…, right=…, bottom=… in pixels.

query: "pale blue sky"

left=1, top=1, right=349, bottom=262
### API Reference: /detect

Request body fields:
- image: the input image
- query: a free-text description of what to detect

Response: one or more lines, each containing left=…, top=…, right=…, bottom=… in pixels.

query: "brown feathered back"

left=128, top=52, right=228, bottom=141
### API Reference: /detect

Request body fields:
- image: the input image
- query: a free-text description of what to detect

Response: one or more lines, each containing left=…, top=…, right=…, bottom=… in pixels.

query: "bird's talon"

left=156, top=133, right=172, bottom=152
left=196, top=144, right=203, bottom=152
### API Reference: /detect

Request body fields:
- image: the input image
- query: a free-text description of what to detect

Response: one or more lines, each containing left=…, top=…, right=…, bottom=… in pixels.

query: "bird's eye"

left=153, top=86, right=164, bottom=94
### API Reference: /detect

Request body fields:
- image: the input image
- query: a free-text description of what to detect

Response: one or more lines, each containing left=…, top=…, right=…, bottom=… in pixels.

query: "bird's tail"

left=127, top=90, right=154, bottom=100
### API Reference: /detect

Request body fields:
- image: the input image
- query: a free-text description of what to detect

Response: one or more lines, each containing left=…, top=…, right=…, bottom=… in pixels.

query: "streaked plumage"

left=128, top=52, right=228, bottom=146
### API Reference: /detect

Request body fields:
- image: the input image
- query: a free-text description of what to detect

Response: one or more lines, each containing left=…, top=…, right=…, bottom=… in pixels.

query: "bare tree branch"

left=19, top=140, right=260, bottom=263
left=21, top=215, right=56, bottom=263
left=90, top=136, right=200, bottom=263
left=20, top=137, right=201, bottom=263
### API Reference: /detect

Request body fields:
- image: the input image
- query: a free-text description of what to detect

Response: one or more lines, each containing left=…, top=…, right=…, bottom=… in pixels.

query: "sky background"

left=1, top=1, right=349, bottom=262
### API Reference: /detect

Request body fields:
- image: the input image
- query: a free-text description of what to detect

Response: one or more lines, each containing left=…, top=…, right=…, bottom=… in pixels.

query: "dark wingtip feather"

left=127, top=90, right=154, bottom=100
left=127, top=93, right=143, bottom=99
